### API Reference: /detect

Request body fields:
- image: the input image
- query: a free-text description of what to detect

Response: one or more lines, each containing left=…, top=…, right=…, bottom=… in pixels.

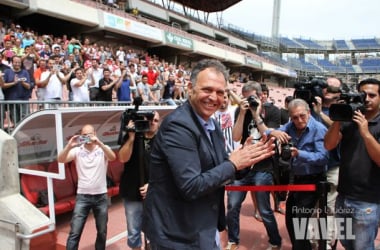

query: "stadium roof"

left=172, top=0, right=241, bottom=12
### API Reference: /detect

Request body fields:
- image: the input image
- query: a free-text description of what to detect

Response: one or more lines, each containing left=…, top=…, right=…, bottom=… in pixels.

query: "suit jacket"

left=143, top=101, right=235, bottom=249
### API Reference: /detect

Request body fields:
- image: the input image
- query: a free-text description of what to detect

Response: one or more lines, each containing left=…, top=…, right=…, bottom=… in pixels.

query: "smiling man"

left=143, top=59, right=276, bottom=250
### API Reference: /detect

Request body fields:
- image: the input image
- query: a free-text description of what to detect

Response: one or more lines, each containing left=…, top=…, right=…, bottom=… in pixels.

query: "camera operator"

left=265, top=98, right=328, bottom=250
left=226, top=81, right=282, bottom=250
left=312, top=77, right=342, bottom=250
left=324, top=78, right=380, bottom=250
left=118, top=110, right=160, bottom=250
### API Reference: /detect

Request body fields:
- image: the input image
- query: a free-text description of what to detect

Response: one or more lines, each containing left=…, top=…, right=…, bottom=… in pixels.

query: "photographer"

left=57, top=124, right=116, bottom=250
left=324, top=78, right=380, bottom=250
left=265, top=98, right=328, bottom=250
left=118, top=111, right=160, bottom=250
left=226, top=81, right=282, bottom=250
left=312, top=77, right=342, bottom=250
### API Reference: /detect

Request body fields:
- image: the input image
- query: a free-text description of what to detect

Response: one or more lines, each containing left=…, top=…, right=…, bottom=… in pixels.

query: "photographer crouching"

left=265, top=98, right=328, bottom=250
left=118, top=102, right=160, bottom=250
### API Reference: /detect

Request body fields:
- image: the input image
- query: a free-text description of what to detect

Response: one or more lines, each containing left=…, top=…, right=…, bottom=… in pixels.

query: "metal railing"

left=0, top=100, right=171, bottom=133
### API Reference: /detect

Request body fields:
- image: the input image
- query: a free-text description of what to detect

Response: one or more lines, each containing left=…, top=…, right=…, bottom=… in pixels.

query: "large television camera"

left=117, top=97, right=155, bottom=145
left=294, top=77, right=328, bottom=104
left=329, top=92, right=366, bottom=121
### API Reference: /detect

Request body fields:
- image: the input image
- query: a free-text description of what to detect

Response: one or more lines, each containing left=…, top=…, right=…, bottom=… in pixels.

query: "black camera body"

left=281, top=142, right=293, bottom=161
left=294, top=77, right=327, bottom=104
left=247, top=95, right=259, bottom=110
left=329, top=92, right=366, bottom=121
left=117, top=97, right=155, bottom=145
left=125, top=110, right=155, bottom=133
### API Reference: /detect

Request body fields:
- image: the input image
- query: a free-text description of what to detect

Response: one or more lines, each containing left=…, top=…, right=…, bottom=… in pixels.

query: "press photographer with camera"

left=226, top=81, right=282, bottom=250
left=312, top=77, right=342, bottom=250
left=118, top=109, right=160, bottom=250
left=57, top=124, right=116, bottom=250
left=265, top=98, right=328, bottom=250
left=324, top=78, right=380, bottom=250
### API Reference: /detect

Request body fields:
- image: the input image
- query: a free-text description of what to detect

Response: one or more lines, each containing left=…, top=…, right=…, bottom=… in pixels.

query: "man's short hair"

left=358, top=78, right=380, bottom=95
left=242, top=81, right=262, bottom=95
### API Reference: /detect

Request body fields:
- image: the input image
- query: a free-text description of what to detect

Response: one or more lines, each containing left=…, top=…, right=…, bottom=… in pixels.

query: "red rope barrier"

left=225, top=184, right=316, bottom=192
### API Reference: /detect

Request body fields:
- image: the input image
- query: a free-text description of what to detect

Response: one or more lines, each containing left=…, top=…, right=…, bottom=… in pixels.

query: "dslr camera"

left=294, top=77, right=328, bottom=104
left=329, top=92, right=366, bottom=121
left=280, top=142, right=293, bottom=161
left=246, top=95, right=260, bottom=110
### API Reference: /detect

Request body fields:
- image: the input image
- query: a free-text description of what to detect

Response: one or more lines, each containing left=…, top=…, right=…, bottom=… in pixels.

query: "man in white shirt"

left=57, top=124, right=116, bottom=250
left=70, top=68, right=94, bottom=102
left=39, top=58, right=65, bottom=108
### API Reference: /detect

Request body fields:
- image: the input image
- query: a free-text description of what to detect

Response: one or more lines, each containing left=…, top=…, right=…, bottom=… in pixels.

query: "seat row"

left=20, top=152, right=124, bottom=215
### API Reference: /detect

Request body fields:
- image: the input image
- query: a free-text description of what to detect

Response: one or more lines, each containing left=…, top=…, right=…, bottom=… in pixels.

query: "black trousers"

left=285, top=173, right=326, bottom=250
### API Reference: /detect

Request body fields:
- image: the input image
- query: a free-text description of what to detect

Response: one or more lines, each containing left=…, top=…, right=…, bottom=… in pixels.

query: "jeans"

left=335, top=194, right=380, bottom=250
left=226, top=171, right=282, bottom=246
left=66, top=193, right=108, bottom=250
left=124, top=198, right=144, bottom=248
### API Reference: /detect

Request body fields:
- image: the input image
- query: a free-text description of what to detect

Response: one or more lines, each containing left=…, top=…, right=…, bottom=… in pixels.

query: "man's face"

left=12, top=57, right=22, bottom=71
left=219, top=92, right=230, bottom=111
left=75, top=70, right=83, bottom=79
left=289, top=105, right=310, bottom=131
left=142, top=76, right=148, bottom=84
left=360, top=84, right=380, bottom=114
left=188, top=68, right=226, bottom=121
left=149, top=112, right=160, bottom=133
left=323, top=78, right=341, bottom=105
left=261, top=91, right=268, bottom=103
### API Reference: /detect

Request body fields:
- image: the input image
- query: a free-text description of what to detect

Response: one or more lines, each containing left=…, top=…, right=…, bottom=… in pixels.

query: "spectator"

left=0, top=21, right=6, bottom=48
left=267, top=98, right=328, bottom=250
left=227, top=81, right=282, bottom=250
left=39, top=58, right=66, bottom=106
left=118, top=110, right=160, bottom=250
left=33, top=58, right=48, bottom=103
left=115, top=63, right=135, bottom=102
left=143, top=59, right=276, bottom=249
left=324, top=78, right=380, bottom=250
left=22, top=32, right=35, bottom=49
left=161, top=73, right=176, bottom=105
left=98, top=68, right=119, bottom=102
left=70, top=67, right=94, bottom=102
left=141, top=61, right=160, bottom=101
left=87, top=58, right=103, bottom=101
left=136, top=75, right=157, bottom=104
left=2, top=55, right=32, bottom=124
left=39, top=44, right=52, bottom=60
left=57, top=124, right=116, bottom=250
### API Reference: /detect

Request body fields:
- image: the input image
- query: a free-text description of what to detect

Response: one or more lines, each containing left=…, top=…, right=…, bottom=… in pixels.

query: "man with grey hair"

left=265, top=98, right=328, bottom=250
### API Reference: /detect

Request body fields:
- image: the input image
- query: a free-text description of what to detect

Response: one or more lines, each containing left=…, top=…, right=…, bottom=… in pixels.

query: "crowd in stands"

left=0, top=18, right=294, bottom=115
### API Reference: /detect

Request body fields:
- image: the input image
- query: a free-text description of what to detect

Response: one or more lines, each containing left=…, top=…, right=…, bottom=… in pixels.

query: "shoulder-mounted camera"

left=329, top=91, right=366, bottom=121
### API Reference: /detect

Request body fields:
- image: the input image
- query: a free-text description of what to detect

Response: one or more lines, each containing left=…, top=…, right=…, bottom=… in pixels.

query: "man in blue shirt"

left=266, top=98, right=328, bottom=250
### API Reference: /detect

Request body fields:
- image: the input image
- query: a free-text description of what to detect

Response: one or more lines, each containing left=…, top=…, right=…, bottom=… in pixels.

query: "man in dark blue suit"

left=143, top=59, right=276, bottom=249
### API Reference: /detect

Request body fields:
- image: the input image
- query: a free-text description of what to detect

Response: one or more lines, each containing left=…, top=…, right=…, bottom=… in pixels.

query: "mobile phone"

left=77, top=135, right=91, bottom=144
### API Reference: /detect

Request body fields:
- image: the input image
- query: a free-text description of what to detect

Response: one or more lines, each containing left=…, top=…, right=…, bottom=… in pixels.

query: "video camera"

left=294, top=77, right=328, bottom=104
left=329, top=91, right=366, bottom=121
left=117, top=97, right=155, bottom=145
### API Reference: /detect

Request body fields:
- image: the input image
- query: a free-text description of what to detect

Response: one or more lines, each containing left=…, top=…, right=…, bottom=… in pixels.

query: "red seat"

left=20, top=165, right=48, bottom=205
